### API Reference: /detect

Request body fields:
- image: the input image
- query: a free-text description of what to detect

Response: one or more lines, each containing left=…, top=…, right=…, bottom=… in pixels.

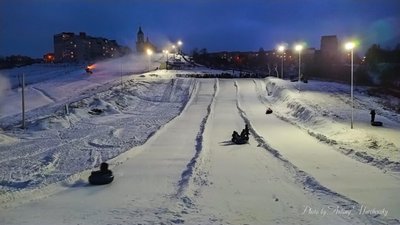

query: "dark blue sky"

left=1, top=0, right=399, bottom=57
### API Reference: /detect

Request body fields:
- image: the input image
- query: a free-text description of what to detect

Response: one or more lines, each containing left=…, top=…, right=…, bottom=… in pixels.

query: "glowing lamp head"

left=295, top=44, right=303, bottom=52
left=278, top=45, right=285, bottom=52
left=345, top=42, right=355, bottom=50
left=177, top=40, right=183, bottom=46
left=86, top=64, right=95, bottom=70
left=172, top=45, right=176, bottom=49
left=146, top=49, right=153, bottom=56
left=85, top=64, right=95, bottom=74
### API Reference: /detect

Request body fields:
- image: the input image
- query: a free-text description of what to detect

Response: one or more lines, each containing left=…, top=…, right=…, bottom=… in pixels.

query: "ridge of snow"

left=262, top=77, right=400, bottom=172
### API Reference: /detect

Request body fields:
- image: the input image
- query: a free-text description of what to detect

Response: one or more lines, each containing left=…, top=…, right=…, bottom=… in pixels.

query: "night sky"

left=1, top=0, right=399, bottom=57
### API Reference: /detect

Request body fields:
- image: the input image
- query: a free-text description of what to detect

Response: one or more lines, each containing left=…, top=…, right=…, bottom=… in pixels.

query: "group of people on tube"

left=231, top=124, right=250, bottom=144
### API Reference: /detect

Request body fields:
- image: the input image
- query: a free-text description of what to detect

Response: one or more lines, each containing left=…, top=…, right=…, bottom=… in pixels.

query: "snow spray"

left=93, top=53, right=153, bottom=75
left=0, top=74, right=11, bottom=113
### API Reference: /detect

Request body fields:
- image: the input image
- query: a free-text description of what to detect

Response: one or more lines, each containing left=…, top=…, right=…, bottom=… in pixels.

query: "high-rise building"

left=54, top=32, right=129, bottom=63
left=320, top=35, right=339, bottom=63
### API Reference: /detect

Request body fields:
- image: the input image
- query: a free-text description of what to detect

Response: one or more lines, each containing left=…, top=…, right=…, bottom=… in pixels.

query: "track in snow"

left=236, top=79, right=400, bottom=222
left=1, top=79, right=397, bottom=225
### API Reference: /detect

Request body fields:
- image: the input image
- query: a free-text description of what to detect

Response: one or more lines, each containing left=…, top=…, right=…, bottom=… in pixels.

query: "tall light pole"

left=277, top=45, right=285, bottom=79
left=295, top=44, right=303, bottom=91
left=146, top=48, right=153, bottom=71
left=177, top=40, right=183, bottom=54
left=345, top=42, right=355, bottom=129
left=172, top=45, right=176, bottom=59
left=163, top=49, right=169, bottom=69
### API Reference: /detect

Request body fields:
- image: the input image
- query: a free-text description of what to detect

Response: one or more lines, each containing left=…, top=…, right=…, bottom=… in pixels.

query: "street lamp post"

left=146, top=48, right=153, bottom=71
left=172, top=45, right=176, bottom=59
left=177, top=40, right=183, bottom=54
left=164, top=50, right=169, bottom=69
left=278, top=45, right=285, bottom=79
left=345, top=42, right=355, bottom=129
left=295, top=44, right=303, bottom=91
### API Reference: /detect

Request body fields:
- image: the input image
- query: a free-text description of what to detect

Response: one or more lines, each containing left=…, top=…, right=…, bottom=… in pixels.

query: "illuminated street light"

left=345, top=41, right=355, bottom=129
left=177, top=40, right=183, bottom=54
left=277, top=45, right=285, bottom=78
left=295, top=44, right=303, bottom=91
left=163, top=49, right=170, bottom=69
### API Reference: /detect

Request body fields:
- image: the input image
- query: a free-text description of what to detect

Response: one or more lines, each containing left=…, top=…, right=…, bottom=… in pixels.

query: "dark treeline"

left=191, top=48, right=272, bottom=74
left=365, top=44, right=400, bottom=65
left=0, top=55, right=40, bottom=69
left=192, top=44, right=400, bottom=92
left=364, top=44, right=400, bottom=90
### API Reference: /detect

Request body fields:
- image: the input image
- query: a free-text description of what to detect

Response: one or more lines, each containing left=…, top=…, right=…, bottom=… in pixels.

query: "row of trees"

left=191, top=47, right=294, bottom=75
left=364, top=44, right=400, bottom=89
left=191, top=44, right=400, bottom=90
left=0, top=55, right=40, bottom=69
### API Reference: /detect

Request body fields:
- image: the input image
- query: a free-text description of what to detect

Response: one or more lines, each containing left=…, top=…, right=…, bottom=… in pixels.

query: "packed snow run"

left=0, top=57, right=399, bottom=224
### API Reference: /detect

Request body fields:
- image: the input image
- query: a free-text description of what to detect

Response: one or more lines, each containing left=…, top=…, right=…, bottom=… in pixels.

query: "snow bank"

left=0, top=77, right=195, bottom=204
left=263, top=77, right=400, bottom=172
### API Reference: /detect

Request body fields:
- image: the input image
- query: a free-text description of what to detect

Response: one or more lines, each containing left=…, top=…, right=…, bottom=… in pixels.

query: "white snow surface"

left=0, top=59, right=399, bottom=225
left=263, top=78, right=400, bottom=171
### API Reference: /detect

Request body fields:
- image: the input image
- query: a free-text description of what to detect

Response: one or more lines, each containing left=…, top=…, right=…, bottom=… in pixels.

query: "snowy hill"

left=263, top=78, right=400, bottom=171
left=0, top=59, right=399, bottom=224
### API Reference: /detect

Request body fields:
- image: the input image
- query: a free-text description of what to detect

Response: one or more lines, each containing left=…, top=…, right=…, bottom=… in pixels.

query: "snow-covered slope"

left=263, top=77, right=400, bottom=172
left=3, top=79, right=398, bottom=225
left=1, top=59, right=399, bottom=224
left=0, top=76, right=195, bottom=203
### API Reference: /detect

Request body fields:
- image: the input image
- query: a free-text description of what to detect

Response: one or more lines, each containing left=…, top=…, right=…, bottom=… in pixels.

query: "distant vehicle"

left=85, top=64, right=95, bottom=74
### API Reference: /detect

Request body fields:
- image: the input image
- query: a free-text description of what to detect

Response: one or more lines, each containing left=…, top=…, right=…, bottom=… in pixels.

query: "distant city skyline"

left=0, top=0, right=399, bottom=58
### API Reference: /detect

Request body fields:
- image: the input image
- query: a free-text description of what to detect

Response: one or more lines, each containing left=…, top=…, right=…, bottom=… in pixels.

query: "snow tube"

left=265, top=108, right=273, bottom=114
left=89, top=172, right=114, bottom=185
left=371, top=121, right=383, bottom=127
left=232, top=137, right=249, bottom=145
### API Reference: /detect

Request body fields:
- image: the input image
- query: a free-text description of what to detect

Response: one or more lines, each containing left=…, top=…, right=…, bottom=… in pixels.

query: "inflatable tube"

left=371, top=121, right=383, bottom=127
left=266, top=108, right=273, bottom=114
left=232, top=137, right=249, bottom=145
left=89, top=172, right=114, bottom=185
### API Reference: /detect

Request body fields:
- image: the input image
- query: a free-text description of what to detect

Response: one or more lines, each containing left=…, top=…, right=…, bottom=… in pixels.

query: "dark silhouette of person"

left=232, top=131, right=240, bottom=142
left=98, top=162, right=112, bottom=175
left=370, top=110, right=376, bottom=123
left=240, top=124, right=249, bottom=139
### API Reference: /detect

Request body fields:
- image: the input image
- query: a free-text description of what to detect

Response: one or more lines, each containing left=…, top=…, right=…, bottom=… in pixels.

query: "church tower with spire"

left=136, top=26, right=156, bottom=54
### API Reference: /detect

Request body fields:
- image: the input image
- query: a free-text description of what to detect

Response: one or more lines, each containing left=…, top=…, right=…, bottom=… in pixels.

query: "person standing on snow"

left=370, top=109, right=376, bottom=123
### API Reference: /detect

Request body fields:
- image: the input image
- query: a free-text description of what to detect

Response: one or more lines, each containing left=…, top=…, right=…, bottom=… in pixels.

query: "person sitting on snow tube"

left=89, top=162, right=114, bottom=185
left=241, top=124, right=249, bottom=139
left=266, top=108, right=273, bottom=114
left=231, top=126, right=249, bottom=145
left=232, top=131, right=240, bottom=143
